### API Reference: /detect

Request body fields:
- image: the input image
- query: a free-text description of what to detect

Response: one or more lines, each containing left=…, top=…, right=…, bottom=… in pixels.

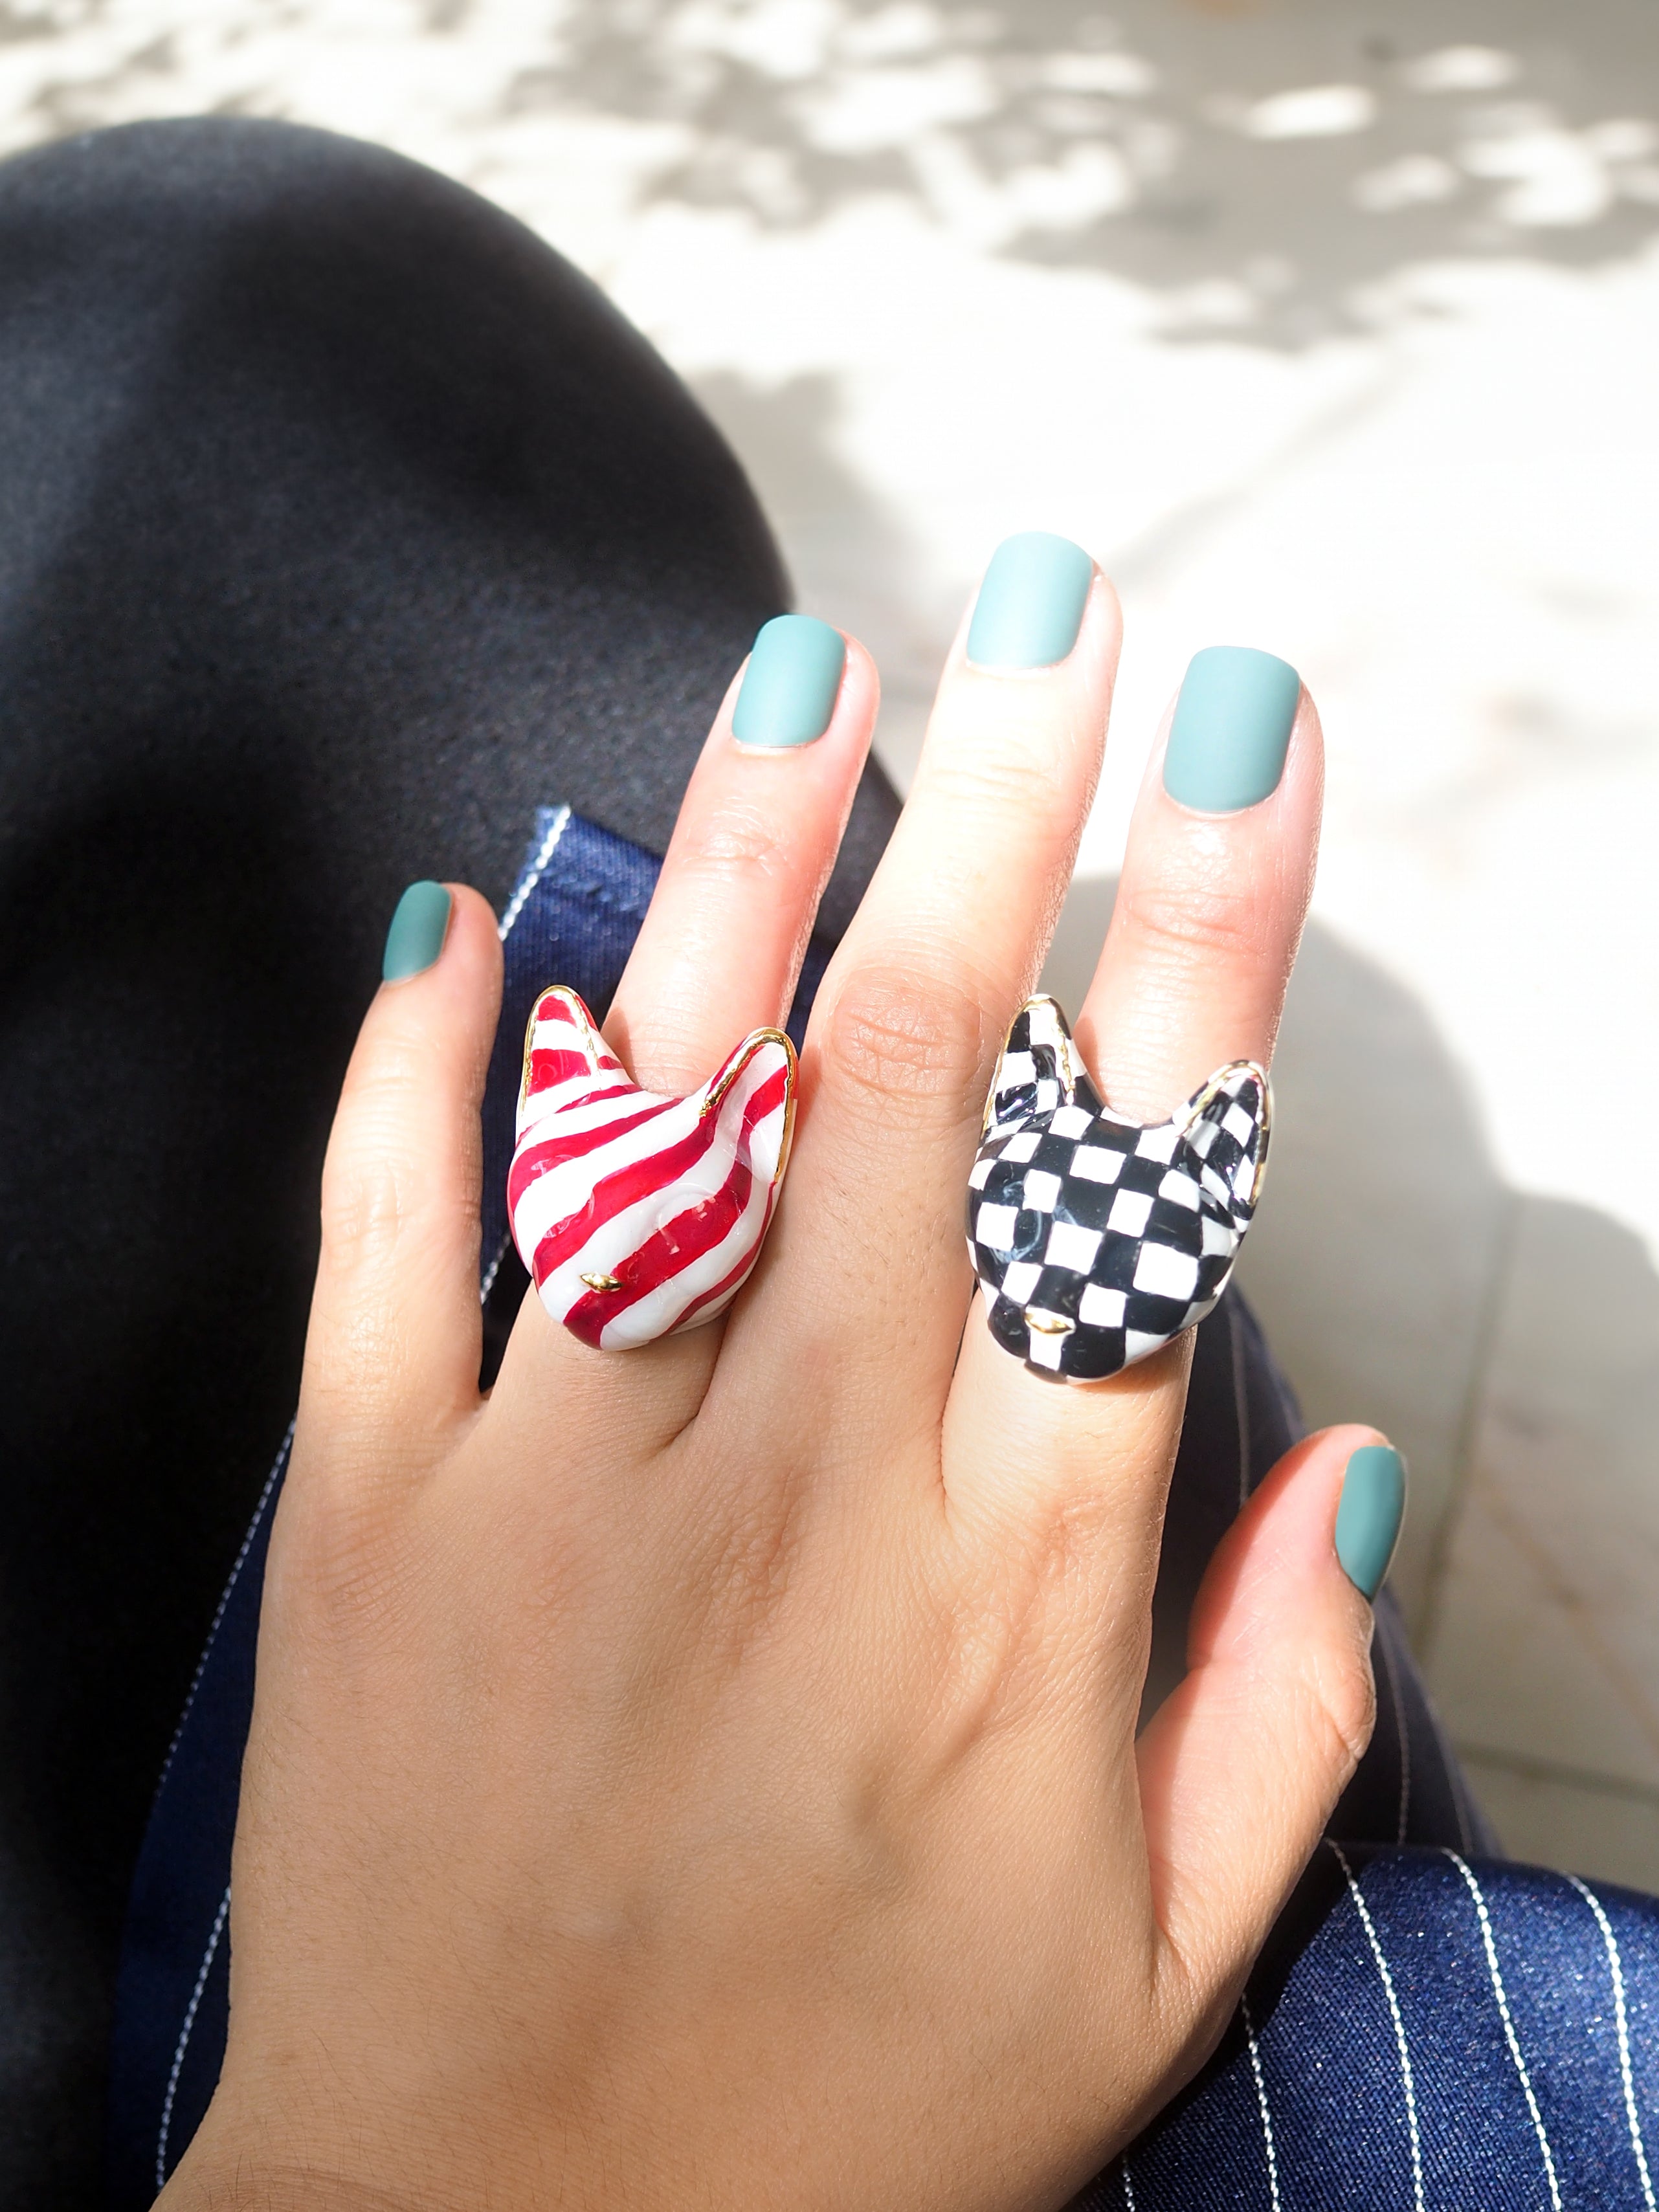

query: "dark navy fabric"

left=108, top=812, right=1654, bottom=2209
left=476, top=806, right=662, bottom=1301
left=1080, top=1844, right=1659, bottom=2209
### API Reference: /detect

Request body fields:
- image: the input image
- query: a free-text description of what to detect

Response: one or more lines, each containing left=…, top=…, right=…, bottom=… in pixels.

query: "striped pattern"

left=509, top=986, right=797, bottom=1350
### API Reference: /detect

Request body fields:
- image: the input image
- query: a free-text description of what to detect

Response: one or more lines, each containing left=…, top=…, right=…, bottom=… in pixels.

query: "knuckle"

left=320, top=1046, right=471, bottom=1273
left=318, top=1138, right=418, bottom=1272
left=924, top=742, right=1069, bottom=824
left=676, top=804, right=791, bottom=890
left=1114, top=872, right=1273, bottom=977
left=1309, top=1637, right=1378, bottom=1776
left=819, top=960, right=990, bottom=1119
left=706, top=1479, right=815, bottom=1648
left=278, top=1461, right=416, bottom=1634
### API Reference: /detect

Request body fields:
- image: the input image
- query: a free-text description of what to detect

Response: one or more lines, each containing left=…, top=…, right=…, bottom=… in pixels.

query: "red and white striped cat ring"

left=507, top=985, right=797, bottom=1350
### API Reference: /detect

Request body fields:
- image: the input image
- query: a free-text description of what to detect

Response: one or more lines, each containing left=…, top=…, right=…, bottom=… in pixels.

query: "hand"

left=165, top=566, right=1384, bottom=2212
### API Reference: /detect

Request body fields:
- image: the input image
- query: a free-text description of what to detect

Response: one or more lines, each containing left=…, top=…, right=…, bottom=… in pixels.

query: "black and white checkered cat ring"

left=967, top=997, right=1271, bottom=1382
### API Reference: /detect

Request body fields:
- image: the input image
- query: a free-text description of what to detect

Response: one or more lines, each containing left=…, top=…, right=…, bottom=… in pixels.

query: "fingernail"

left=731, top=614, right=847, bottom=748
left=1163, top=645, right=1301, bottom=813
left=1335, top=1444, right=1407, bottom=1601
left=965, top=531, right=1094, bottom=670
left=382, top=880, right=452, bottom=981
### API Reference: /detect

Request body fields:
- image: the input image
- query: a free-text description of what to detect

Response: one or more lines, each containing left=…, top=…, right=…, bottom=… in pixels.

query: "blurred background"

left=7, top=0, right=1658, bottom=1882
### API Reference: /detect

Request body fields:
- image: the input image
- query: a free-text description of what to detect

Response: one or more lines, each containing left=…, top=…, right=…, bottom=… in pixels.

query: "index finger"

left=605, top=620, right=878, bottom=1097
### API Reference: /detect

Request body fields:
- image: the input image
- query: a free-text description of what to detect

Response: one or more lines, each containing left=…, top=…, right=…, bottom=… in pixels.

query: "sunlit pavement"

left=10, top=0, right=1659, bottom=1885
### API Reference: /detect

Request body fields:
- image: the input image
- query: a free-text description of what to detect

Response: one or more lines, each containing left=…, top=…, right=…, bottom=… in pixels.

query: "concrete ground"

left=7, top=0, right=1659, bottom=1885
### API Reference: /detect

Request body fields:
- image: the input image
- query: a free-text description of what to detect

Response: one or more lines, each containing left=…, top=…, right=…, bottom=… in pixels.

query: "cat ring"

left=509, top=986, right=797, bottom=1350
left=967, top=996, right=1270, bottom=1382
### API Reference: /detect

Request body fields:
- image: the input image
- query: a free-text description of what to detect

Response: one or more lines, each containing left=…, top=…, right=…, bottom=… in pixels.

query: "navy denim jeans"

left=107, top=812, right=1659, bottom=2209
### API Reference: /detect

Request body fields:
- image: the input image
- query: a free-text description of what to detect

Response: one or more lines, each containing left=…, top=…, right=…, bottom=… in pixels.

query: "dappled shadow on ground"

left=529, top=0, right=1659, bottom=342
left=1, top=0, right=1655, bottom=344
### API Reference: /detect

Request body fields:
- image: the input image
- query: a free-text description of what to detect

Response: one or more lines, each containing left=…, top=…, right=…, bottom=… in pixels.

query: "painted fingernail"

left=731, top=614, right=847, bottom=748
left=1335, top=1444, right=1407, bottom=1601
left=382, top=881, right=452, bottom=982
left=1163, top=645, right=1301, bottom=813
left=965, top=531, right=1095, bottom=670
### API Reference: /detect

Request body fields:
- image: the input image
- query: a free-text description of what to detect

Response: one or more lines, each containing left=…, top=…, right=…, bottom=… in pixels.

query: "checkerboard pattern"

left=967, top=997, right=1271, bottom=1381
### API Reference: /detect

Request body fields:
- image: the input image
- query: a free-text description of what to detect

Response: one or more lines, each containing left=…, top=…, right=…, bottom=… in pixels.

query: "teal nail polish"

left=382, top=880, right=452, bottom=982
left=965, top=531, right=1094, bottom=670
left=1163, top=645, right=1301, bottom=813
left=731, top=614, right=846, bottom=748
left=1335, top=1444, right=1407, bottom=1600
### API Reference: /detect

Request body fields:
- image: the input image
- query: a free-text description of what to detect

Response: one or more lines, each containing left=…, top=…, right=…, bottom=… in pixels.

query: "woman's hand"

left=165, top=555, right=1385, bottom=2212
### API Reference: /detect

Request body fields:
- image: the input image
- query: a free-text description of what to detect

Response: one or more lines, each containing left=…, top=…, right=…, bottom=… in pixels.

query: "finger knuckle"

left=1309, top=1640, right=1378, bottom=1776
left=1115, top=872, right=1273, bottom=979
left=924, top=743, right=1069, bottom=824
left=676, top=804, right=792, bottom=892
left=283, top=1485, right=416, bottom=1638
left=819, top=960, right=989, bottom=1119
left=318, top=1136, right=419, bottom=1272
left=321, top=1050, right=471, bottom=1272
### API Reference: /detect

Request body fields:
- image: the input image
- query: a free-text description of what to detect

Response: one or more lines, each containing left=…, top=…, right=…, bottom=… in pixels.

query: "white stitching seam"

left=479, top=802, right=575, bottom=1308
left=1331, top=1841, right=1425, bottom=2212
left=155, top=1881, right=230, bottom=2193
left=1568, top=1873, right=1658, bottom=2211
left=153, top=805, right=577, bottom=2189
left=477, top=1228, right=514, bottom=1307
left=1241, top=1993, right=1283, bottom=2210
left=1119, top=2156, right=1136, bottom=2208
left=153, top=1421, right=294, bottom=1804
left=148, top=1429, right=293, bottom=2193
left=1446, top=1850, right=1562, bottom=2209
left=497, top=802, right=572, bottom=940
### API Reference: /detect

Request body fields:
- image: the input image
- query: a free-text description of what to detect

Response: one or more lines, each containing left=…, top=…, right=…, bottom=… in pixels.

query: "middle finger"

left=750, top=533, right=1121, bottom=1418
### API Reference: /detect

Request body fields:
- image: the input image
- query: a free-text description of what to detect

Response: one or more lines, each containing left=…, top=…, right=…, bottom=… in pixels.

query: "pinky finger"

left=1136, top=1426, right=1405, bottom=2002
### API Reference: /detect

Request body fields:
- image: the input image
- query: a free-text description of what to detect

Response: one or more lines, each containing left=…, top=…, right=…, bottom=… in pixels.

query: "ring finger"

left=946, top=647, right=1323, bottom=1549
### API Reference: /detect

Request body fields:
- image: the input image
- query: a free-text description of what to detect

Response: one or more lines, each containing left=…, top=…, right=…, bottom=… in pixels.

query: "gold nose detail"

left=1025, top=1309, right=1076, bottom=1336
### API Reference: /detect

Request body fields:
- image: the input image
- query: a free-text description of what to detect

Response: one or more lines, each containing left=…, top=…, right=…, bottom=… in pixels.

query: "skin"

left=162, top=567, right=1386, bottom=2212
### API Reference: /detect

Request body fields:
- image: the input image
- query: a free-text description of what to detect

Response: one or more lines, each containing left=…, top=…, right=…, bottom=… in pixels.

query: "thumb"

left=1136, top=1425, right=1405, bottom=2008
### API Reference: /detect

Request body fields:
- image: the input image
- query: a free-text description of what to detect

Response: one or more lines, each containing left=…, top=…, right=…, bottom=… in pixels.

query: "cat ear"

left=984, top=996, right=1101, bottom=1130
left=689, top=1029, right=799, bottom=1190
left=517, top=986, right=627, bottom=1134
left=1176, top=1060, right=1272, bottom=1230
